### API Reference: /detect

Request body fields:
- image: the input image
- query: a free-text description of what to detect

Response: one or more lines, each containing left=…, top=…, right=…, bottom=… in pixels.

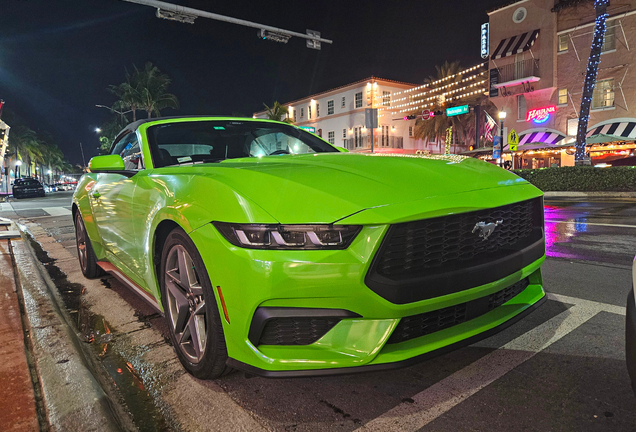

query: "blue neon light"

left=533, top=114, right=550, bottom=124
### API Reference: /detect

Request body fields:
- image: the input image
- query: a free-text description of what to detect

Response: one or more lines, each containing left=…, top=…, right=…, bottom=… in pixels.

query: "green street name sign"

left=446, top=105, right=469, bottom=117
left=298, top=126, right=316, bottom=133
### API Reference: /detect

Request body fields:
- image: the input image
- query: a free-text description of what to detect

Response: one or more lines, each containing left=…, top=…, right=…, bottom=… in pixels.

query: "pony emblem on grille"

left=472, top=220, right=503, bottom=240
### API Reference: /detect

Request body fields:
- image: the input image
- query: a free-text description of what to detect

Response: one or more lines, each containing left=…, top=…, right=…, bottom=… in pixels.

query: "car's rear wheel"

left=75, top=212, right=104, bottom=279
left=160, top=228, right=231, bottom=379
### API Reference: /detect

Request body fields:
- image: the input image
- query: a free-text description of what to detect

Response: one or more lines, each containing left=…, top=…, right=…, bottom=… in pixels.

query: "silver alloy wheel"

left=165, top=245, right=207, bottom=363
left=76, top=217, right=87, bottom=272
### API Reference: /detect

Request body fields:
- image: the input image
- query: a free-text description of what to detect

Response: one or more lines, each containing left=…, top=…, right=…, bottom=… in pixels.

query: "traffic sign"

left=422, top=109, right=431, bottom=120
left=508, top=129, right=519, bottom=151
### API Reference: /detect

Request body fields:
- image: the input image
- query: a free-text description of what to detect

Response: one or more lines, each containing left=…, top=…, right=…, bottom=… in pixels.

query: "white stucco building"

left=254, top=77, right=423, bottom=153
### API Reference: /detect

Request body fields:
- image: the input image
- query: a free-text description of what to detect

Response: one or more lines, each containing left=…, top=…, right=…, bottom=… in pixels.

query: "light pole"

left=47, top=169, right=52, bottom=185
left=95, top=105, right=133, bottom=125
left=79, top=142, right=87, bottom=172
left=15, top=160, right=22, bottom=180
left=498, top=111, right=506, bottom=168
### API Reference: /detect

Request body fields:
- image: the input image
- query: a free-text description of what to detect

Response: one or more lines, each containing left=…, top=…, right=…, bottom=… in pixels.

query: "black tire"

left=74, top=212, right=104, bottom=279
left=159, top=228, right=231, bottom=379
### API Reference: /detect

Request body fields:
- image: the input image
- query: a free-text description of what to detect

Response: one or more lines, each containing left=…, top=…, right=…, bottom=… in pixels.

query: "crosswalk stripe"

left=356, top=297, right=603, bottom=432
left=44, top=207, right=72, bottom=216
left=0, top=203, right=12, bottom=212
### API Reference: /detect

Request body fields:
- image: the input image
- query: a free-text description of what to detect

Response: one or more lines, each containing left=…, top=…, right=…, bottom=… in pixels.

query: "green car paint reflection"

left=73, top=117, right=546, bottom=379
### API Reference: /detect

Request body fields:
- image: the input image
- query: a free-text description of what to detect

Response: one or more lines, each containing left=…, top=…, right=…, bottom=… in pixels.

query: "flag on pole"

left=484, top=111, right=497, bottom=142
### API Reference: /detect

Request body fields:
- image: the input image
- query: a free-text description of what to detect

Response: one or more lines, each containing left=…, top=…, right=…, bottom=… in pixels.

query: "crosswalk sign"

left=508, top=129, right=519, bottom=151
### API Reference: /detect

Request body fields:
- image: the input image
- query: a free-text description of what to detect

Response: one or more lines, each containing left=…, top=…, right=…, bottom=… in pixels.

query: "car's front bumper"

left=190, top=220, right=546, bottom=376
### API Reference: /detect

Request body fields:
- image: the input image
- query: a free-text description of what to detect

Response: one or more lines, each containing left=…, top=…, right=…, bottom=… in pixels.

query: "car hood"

left=179, top=153, right=533, bottom=224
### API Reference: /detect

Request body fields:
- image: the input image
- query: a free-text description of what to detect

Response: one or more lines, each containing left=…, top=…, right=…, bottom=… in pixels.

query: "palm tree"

left=109, top=75, right=140, bottom=122
left=263, top=101, right=293, bottom=123
left=135, top=62, right=180, bottom=119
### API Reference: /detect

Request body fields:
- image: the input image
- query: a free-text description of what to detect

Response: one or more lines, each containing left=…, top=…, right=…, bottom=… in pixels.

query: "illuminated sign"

left=481, top=23, right=489, bottom=59
left=446, top=105, right=469, bottom=117
left=526, top=105, right=556, bottom=123
left=298, top=126, right=316, bottom=133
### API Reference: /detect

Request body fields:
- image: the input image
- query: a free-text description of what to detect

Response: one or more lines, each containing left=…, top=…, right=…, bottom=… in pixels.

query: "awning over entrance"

left=518, top=129, right=566, bottom=146
left=586, top=120, right=636, bottom=142
left=490, top=29, right=540, bottom=60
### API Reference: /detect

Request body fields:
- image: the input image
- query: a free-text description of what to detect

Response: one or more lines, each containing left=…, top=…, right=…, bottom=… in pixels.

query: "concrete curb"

left=11, top=226, right=133, bottom=432
left=544, top=191, right=636, bottom=198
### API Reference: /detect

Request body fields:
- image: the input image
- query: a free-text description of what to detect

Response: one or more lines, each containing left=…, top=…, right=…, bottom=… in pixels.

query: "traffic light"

left=433, top=111, right=443, bottom=116
left=403, top=115, right=417, bottom=120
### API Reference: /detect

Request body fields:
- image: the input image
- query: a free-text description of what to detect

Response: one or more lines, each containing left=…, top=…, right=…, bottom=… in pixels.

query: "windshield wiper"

left=196, top=157, right=226, bottom=164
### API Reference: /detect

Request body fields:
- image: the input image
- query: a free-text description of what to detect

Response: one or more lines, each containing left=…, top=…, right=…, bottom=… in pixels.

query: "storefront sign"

left=446, top=105, right=469, bottom=117
left=526, top=105, right=556, bottom=123
left=481, top=23, right=489, bottom=59
left=298, top=126, right=316, bottom=133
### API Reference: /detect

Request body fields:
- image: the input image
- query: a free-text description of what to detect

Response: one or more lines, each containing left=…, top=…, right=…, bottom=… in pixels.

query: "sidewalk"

left=0, top=223, right=40, bottom=431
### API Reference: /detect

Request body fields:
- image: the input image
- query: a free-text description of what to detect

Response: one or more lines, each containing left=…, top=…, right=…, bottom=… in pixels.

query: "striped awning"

left=491, top=29, right=540, bottom=60
left=519, top=129, right=565, bottom=146
left=586, top=120, right=636, bottom=140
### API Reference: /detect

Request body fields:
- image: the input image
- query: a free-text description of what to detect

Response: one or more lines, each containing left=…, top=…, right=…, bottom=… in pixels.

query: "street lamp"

left=498, top=111, right=506, bottom=168
left=95, top=127, right=102, bottom=133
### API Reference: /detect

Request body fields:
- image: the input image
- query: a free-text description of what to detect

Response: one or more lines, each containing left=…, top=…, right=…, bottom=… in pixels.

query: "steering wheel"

left=269, top=150, right=290, bottom=155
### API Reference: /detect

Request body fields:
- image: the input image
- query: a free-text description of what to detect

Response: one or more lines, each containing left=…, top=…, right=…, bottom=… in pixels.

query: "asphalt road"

left=2, top=192, right=635, bottom=431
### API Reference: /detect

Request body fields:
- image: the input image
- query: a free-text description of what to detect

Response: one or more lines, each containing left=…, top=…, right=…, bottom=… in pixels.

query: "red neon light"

left=526, top=105, right=556, bottom=122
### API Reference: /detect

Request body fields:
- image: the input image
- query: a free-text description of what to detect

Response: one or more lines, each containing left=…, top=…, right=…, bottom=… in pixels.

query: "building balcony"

left=493, top=59, right=540, bottom=88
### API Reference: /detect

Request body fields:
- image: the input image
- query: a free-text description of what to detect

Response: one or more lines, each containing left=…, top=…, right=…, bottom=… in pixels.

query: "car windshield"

left=17, top=179, right=40, bottom=185
left=147, top=120, right=338, bottom=168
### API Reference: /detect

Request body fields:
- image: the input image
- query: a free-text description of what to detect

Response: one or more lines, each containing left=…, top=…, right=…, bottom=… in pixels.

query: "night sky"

left=0, top=0, right=504, bottom=165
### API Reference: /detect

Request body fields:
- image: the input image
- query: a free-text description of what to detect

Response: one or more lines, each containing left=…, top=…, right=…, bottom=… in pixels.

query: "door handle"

left=92, top=191, right=101, bottom=199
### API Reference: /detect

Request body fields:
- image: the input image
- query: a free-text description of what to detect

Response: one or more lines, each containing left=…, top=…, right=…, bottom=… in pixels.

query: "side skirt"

left=97, top=261, right=163, bottom=315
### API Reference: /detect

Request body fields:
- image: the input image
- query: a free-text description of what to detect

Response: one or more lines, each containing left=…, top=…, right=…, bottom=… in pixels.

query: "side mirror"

left=88, top=155, right=125, bottom=172
left=336, top=147, right=349, bottom=153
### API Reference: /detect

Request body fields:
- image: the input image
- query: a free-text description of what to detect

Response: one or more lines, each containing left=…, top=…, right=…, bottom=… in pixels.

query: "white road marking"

left=0, top=203, right=12, bottom=212
left=43, top=207, right=72, bottom=216
left=545, top=219, right=636, bottom=229
left=356, top=294, right=617, bottom=432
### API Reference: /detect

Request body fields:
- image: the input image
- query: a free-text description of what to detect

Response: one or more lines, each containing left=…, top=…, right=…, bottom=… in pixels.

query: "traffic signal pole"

left=120, top=0, right=332, bottom=47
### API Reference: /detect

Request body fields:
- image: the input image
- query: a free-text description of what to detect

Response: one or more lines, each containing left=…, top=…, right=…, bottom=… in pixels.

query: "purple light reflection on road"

left=544, top=205, right=589, bottom=259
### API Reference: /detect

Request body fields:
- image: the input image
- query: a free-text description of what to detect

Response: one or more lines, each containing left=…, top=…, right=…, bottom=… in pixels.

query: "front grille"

left=377, top=199, right=536, bottom=277
left=258, top=317, right=341, bottom=345
left=387, top=278, right=530, bottom=344
left=365, top=197, right=544, bottom=304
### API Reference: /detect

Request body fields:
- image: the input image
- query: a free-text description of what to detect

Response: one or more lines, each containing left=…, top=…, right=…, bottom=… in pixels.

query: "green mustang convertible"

left=73, top=117, right=546, bottom=379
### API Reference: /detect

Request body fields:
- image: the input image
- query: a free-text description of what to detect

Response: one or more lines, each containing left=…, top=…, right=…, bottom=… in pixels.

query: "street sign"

left=298, top=126, right=315, bottom=133
left=508, top=129, right=519, bottom=151
left=446, top=105, right=469, bottom=117
left=481, top=23, right=489, bottom=59
left=422, top=109, right=431, bottom=120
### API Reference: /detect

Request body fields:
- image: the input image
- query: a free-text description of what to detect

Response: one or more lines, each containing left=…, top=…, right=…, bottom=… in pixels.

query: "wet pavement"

left=2, top=193, right=636, bottom=431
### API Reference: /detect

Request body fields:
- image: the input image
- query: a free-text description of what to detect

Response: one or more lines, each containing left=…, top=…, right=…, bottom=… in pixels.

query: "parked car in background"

left=13, top=177, right=45, bottom=198
left=74, top=117, right=547, bottom=379
left=626, top=256, right=636, bottom=395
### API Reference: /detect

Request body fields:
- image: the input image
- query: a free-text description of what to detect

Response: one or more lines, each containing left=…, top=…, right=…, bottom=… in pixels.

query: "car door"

left=89, top=131, right=145, bottom=284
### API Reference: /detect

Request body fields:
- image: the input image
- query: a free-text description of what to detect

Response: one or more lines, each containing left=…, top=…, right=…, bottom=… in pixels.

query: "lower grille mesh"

left=387, top=278, right=530, bottom=344
left=259, top=317, right=341, bottom=345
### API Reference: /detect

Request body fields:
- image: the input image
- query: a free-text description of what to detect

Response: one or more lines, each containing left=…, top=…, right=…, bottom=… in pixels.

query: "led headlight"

left=213, top=222, right=362, bottom=250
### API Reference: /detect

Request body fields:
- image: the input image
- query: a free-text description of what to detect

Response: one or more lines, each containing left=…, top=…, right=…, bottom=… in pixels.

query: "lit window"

left=517, top=95, right=527, bottom=120
left=592, top=78, right=614, bottom=109
left=558, top=34, right=568, bottom=53
left=602, top=20, right=616, bottom=53
left=567, top=118, right=579, bottom=136
left=355, top=92, right=363, bottom=108
left=328, top=131, right=335, bottom=144
left=341, top=96, right=346, bottom=108
left=382, top=91, right=391, bottom=107
left=327, top=100, right=334, bottom=115
left=558, top=88, right=568, bottom=105
left=342, top=128, right=346, bottom=138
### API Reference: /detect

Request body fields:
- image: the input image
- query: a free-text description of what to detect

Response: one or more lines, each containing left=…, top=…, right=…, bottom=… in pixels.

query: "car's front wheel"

left=75, top=212, right=104, bottom=279
left=159, top=228, right=231, bottom=379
